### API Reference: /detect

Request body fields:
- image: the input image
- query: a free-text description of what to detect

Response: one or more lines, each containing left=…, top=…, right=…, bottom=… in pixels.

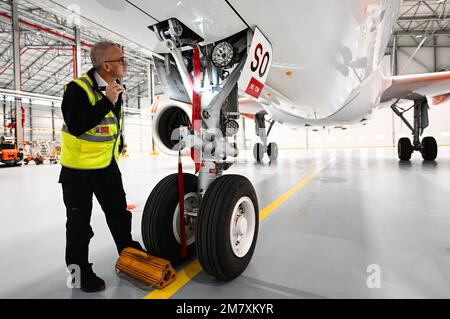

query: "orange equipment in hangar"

left=0, top=136, right=23, bottom=166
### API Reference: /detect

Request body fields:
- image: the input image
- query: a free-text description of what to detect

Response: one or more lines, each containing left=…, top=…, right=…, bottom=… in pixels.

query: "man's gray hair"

left=90, top=41, right=120, bottom=69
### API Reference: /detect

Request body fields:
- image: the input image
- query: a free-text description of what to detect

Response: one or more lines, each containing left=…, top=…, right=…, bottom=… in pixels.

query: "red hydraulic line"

left=191, top=46, right=201, bottom=174
left=177, top=151, right=187, bottom=258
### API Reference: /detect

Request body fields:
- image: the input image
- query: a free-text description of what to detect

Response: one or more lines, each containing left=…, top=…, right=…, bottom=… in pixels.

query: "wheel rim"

left=253, top=144, right=258, bottom=160
left=270, top=143, right=278, bottom=159
left=173, top=192, right=200, bottom=246
left=229, top=196, right=256, bottom=258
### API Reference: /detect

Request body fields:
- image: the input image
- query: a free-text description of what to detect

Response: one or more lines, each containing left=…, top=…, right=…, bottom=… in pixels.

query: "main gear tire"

left=421, top=136, right=438, bottom=161
left=398, top=138, right=413, bottom=161
left=196, top=175, right=259, bottom=281
left=142, top=173, right=199, bottom=265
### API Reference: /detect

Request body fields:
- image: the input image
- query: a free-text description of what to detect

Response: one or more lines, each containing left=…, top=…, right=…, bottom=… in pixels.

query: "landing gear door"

left=153, top=56, right=191, bottom=104
left=238, top=27, right=273, bottom=100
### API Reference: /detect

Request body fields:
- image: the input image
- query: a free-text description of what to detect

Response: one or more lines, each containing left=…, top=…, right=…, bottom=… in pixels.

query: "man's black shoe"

left=80, top=264, right=105, bottom=293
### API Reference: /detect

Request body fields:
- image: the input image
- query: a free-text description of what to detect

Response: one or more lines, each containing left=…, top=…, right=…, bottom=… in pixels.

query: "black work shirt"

left=59, top=68, right=123, bottom=183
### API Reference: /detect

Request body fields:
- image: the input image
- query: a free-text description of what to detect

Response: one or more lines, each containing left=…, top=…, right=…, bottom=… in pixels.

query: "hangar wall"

left=244, top=101, right=450, bottom=150
left=122, top=98, right=153, bottom=153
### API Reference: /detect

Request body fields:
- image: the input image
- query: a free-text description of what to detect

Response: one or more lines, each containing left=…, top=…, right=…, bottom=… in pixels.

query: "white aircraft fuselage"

left=144, top=0, right=401, bottom=127
left=215, top=0, right=402, bottom=128
left=253, top=0, right=402, bottom=127
left=48, top=0, right=403, bottom=127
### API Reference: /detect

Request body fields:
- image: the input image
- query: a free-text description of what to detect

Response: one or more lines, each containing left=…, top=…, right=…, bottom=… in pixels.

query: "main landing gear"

left=253, top=112, right=278, bottom=162
left=142, top=19, right=260, bottom=280
left=391, top=97, right=438, bottom=161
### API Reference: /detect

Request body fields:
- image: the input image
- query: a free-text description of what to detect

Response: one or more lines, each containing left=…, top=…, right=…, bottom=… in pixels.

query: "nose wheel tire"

left=253, top=143, right=264, bottom=162
left=142, top=173, right=199, bottom=265
left=398, top=138, right=413, bottom=161
left=421, top=137, right=438, bottom=161
left=267, top=142, right=278, bottom=161
left=196, top=175, right=259, bottom=281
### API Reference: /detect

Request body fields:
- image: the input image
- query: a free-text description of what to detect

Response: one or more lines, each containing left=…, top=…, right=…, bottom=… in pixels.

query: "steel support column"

left=11, top=0, right=23, bottom=148
left=392, top=36, right=398, bottom=76
left=51, top=102, right=55, bottom=142
left=74, top=27, right=81, bottom=78
left=433, top=35, right=437, bottom=72
left=29, top=102, right=32, bottom=142
left=392, top=36, right=398, bottom=147
left=148, top=62, right=154, bottom=104
left=2, top=96, right=6, bottom=135
left=149, top=62, right=157, bottom=154
left=137, top=85, right=141, bottom=110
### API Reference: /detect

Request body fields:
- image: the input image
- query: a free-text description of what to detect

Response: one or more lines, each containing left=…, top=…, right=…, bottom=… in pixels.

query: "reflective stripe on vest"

left=60, top=73, right=122, bottom=170
left=61, top=125, right=118, bottom=142
left=77, top=76, right=101, bottom=104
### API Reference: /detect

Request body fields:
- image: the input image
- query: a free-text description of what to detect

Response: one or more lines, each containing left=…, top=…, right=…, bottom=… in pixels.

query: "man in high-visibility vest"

left=59, top=41, right=142, bottom=293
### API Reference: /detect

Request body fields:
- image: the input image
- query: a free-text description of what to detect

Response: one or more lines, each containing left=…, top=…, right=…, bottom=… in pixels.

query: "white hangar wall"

left=122, top=97, right=153, bottom=154
left=243, top=98, right=450, bottom=151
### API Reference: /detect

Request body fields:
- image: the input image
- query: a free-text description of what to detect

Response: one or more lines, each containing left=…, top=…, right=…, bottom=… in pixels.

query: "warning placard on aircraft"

left=238, top=28, right=273, bottom=99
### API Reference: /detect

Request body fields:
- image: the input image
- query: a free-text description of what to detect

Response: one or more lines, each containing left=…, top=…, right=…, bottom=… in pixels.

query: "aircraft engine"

left=152, top=102, right=191, bottom=155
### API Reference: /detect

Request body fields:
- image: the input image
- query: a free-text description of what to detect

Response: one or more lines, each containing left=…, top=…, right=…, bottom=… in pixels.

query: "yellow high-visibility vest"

left=60, top=73, right=123, bottom=169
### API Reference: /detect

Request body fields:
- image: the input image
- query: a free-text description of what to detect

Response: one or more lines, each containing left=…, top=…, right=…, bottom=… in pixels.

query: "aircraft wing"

left=381, top=71, right=450, bottom=105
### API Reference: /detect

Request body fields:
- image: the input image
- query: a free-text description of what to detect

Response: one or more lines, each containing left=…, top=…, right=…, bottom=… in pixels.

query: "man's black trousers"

left=60, top=160, right=142, bottom=269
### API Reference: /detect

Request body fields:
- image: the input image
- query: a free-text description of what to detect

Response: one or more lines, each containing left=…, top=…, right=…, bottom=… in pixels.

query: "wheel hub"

left=173, top=192, right=200, bottom=245
left=230, top=197, right=256, bottom=258
left=236, top=216, right=248, bottom=236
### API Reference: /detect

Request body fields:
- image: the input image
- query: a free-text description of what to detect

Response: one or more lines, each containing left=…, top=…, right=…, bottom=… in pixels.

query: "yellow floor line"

left=145, top=259, right=202, bottom=299
left=144, top=167, right=325, bottom=299
left=259, top=171, right=319, bottom=221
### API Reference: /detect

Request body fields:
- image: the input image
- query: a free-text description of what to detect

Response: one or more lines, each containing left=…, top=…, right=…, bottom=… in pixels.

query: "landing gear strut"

left=391, top=97, right=438, bottom=161
left=253, top=112, right=278, bottom=162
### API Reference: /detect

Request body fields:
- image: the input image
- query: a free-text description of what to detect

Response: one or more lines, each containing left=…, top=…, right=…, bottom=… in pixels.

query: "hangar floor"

left=1, top=147, right=449, bottom=299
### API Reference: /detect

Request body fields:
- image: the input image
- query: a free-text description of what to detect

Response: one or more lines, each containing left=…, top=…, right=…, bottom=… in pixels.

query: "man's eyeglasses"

left=104, top=57, right=127, bottom=65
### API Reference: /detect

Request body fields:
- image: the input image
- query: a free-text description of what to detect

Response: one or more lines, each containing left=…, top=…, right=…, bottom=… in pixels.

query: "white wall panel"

left=243, top=100, right=450, bottom=150
left=123, top=97, right=153, bottom=153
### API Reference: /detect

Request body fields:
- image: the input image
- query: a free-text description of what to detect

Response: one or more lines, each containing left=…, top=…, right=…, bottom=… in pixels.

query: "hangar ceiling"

left=0, top=0, right=156, bottom=108
left=395, top=0, right=450, bottom=36
left=390, top=0, right=450, bottom=74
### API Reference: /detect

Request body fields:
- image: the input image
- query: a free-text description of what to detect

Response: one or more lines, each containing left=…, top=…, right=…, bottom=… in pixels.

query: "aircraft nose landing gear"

left=391, top=97, right=438, bottom=161
left=142, top=20, right=269, bottom=281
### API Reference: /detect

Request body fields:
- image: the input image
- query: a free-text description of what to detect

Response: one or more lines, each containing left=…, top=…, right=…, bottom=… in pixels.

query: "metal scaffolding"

left=390, top=0, right=450, bottom=74
left=0, top=0, right=158, bottom=101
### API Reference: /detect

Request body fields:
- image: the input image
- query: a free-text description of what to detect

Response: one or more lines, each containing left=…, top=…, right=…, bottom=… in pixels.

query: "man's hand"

left=105, top=83, right=124, bottom=105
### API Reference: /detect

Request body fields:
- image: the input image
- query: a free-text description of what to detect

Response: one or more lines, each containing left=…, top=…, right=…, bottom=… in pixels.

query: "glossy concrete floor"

left=0, top=147, right=449, bottom=299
